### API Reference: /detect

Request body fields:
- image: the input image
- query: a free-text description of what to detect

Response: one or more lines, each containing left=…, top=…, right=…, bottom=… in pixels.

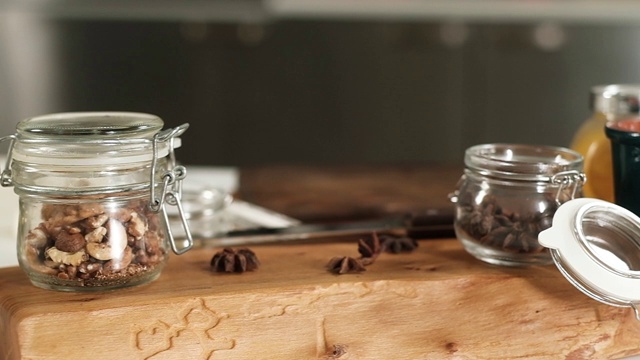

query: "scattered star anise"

left=326, top=231, right=420, bottom=275
left=326, top=256, right=366, bottom=274
left=357, top=232, right=382, bottom=265
left=379, top=234, right=419, bottom=254
left=210, top=248, right=260, bottom=273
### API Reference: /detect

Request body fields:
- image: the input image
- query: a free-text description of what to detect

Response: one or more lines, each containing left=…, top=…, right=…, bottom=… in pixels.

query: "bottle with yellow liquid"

left=570, top=84, right=640, bottom=202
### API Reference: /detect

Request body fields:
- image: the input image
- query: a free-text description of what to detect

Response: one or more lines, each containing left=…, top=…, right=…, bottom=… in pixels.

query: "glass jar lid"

left=464, top=143, right=584, bottom=182
left=16, top=112, right=164, bottom=139
left=11, top=112, right=175, bottom=166
left=539, top=198, right=640, bottom=320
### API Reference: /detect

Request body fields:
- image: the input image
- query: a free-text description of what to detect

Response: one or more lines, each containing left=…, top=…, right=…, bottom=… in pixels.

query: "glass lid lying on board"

left=539, top=198, right=640, bottom=320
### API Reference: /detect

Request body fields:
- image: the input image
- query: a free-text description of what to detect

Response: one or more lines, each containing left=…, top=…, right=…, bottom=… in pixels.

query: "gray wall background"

left=1, top=15, right=640, bottom=166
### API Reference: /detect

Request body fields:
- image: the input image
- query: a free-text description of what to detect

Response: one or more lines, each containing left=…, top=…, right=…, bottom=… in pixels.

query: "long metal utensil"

left=197, top=208, right=455, bottom=247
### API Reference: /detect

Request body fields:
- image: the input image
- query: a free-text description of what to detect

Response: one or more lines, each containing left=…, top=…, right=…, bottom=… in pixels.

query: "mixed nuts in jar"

left=452, top=143, right=585, bottom=266
left=0, top=112, right=193, bottom=291
left=21, top=196, right=166, bottom=289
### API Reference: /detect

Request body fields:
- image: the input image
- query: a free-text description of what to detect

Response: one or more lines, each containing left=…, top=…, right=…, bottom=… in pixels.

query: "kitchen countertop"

left=236, top=164, right=460, bottom=222
left=2, top=164, right=640, bottom=359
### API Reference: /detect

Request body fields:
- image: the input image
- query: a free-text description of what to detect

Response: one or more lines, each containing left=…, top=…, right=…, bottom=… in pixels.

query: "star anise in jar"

left=210, top=248, right=260, bottom=273
left=480, top=212, right=547, bottom=253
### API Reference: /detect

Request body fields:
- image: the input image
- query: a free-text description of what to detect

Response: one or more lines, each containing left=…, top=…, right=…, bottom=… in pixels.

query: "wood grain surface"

left=2, top=239, right=640, bottom=359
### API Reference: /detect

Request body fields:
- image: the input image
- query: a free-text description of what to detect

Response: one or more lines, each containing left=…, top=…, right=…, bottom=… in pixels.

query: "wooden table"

left=237, top=164, right=461, bottom=221
left=1, top=165, right=640, bottom=359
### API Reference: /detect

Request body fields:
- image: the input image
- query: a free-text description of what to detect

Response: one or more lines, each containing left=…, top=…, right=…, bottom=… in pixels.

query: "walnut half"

left=46, top=247, right=88, bottom=267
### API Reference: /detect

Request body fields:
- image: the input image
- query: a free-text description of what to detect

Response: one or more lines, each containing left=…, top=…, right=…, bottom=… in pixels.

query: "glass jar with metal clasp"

left=571, top=84, right=640, bottom=202
left=0, top=112, right=193, bottom=291
left=451, top=143, right=585, bottom=266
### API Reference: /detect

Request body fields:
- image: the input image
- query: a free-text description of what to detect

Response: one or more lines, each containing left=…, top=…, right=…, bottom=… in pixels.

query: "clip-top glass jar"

left=571, top=84, right=640, bottom=202
left=451, top=143, right=585, bottom=266
left=0, top=112, right=193, bottom=291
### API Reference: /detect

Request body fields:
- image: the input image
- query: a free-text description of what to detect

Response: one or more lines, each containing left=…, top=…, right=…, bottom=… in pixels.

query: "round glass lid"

left=11, top=112, right=171, bottom=166
left=16, top=112, right=164, bottom=140
left=577, top=204, right=640, bottom=274
left=539, top=198, right=640, bottom=319
left=464, top=143, right=583, bottom=181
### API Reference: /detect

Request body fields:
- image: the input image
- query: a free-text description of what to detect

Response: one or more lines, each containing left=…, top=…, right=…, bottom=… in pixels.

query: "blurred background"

left=2, top=0, right=640, bottom=166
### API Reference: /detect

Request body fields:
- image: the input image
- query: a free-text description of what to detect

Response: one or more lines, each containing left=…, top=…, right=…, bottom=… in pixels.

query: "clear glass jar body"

left=17, top=190, right=169, bottom=291
left=453, top=144, right=584, bottom=266
left=1, top=112, right=191, bottom=291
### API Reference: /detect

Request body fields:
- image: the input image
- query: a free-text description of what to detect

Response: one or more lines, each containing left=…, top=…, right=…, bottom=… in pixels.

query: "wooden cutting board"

left=2, top=239, right=640, bottom=359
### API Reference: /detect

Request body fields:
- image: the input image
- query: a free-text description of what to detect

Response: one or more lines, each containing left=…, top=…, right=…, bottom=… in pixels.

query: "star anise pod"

left=357, top=232, right=382, bottom=265
left=210, top=248, right=260, bottom=273
left=379, top=234, right=419, bottom=254
left=326, top=256, right=366, bottom=274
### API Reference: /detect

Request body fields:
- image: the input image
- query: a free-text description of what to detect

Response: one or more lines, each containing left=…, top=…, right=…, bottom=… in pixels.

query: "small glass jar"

left=452, top=143, right=585, bottom=266
left=605, top=117, right=640, bottom=217
left=570, top=84, right=640, bottom=202
left=0, top=112, right=193, bottom=291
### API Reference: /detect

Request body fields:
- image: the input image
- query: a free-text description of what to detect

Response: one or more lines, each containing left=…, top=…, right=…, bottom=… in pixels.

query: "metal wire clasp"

left=551, top=170, right=586, bottom=205
left=0, top=134, right=16, bottom=187
left=149, top=123, right=193, bottom=255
